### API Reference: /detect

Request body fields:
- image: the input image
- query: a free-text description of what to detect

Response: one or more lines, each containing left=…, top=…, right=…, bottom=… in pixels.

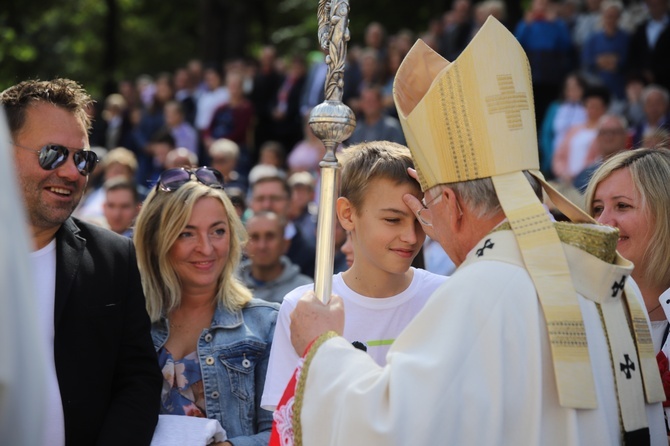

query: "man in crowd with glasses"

left=249, top=165, right=316, bottom=279
left=1, top=78, right=161, bottom=446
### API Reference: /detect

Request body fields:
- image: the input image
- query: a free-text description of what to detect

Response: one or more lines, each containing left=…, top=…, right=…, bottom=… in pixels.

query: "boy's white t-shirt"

left=261, top=267, right=448, bottom=410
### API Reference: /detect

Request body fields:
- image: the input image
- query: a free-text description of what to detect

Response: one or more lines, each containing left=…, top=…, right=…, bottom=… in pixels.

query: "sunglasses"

left=13, top=142, right=99, bottom=176
left=156, top=167, right=225, bottom=192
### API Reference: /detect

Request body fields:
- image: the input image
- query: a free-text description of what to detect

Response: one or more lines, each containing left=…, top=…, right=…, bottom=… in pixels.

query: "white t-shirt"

left=30, top=239, right=65, bottom=446
left=195, top=87, right=230, bottom=130
left=261, top=267, right=447, bottom=410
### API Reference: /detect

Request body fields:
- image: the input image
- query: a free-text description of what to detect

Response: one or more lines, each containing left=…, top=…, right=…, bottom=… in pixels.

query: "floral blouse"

left=158, top=347, right=207, bottom=417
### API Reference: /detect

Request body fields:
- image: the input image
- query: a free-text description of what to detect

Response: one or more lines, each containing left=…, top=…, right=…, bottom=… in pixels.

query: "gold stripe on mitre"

left=394, top=17, right=600, bottom=409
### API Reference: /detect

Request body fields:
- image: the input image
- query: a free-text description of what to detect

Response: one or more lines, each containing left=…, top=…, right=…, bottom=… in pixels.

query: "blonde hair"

left=101, top=147, right=138, bottom=174
left=134, top=181, right=252, bottom=321
left=209, top=138, right=240, bottom=161
left=339, top=141, right=419, bottom=211
left=585, top=148, right=670, bottom=289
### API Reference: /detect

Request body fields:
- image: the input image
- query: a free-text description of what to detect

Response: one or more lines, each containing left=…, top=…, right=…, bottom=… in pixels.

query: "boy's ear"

left=336, top=197, right=355, bottom=231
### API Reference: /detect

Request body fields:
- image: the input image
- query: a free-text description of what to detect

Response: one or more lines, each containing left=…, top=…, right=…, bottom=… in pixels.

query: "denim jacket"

left=152, top=298, right=279, bottom=446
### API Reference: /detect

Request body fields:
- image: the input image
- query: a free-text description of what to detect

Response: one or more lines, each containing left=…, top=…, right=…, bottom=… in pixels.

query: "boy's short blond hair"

left=340, top=141, right=418, bottom=211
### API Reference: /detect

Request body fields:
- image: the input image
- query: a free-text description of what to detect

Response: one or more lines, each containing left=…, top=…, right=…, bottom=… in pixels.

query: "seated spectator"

left=194, top=66, right=229, bottom=132
left=250, top=45, right=283, bottom=148
left=132, top=73, right=173, bottom=170
left=287, top=171, right=318, bottom=242
left=141, top=130, right=176, bottom=186
left=173, top=67, right=198, bottom=125
left=258, top=140, right=286, bottom=170
left=226, top=186, right=247, bottom=220
left=164, top=100, right=198, bottom=154
left=101, top=93, right=134, bottom=151
left=208, top=138, right=247, bottom=192
left=632, top=84, right=670, bottom=147
left=238, top=211, right=312, bottom=304
left=619, top=73, right=647, bottom=128
left=270, top=55, right=307, bottom=151
left=364, top=21, right=388, bottom=62
left=287, top=117, right=326, bottom=175
left=249, top=166, right=316, bottom=278
left=165, top=147, right=198, bottom=169
left=134, top=167, right=278, bottom=445
left=540, top=74, right=588, bottom=178
left=346, top=85, right=406, bottom=146
left=573, top=113, right=629, bottom=191
left=102, top=177, right=141, bottom=237
left=75, top=146, right=145, bottom=225
left=203, top=71, right=255, bottom=176
left=347, top=49, right=384, bottom=115
left=552, top=86, right=610, bottom=182
left=381, top=46, right=406, bottom=116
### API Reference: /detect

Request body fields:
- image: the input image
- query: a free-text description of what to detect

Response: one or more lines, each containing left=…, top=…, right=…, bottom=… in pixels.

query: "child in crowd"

left=261, top=140, right=448, bottom=410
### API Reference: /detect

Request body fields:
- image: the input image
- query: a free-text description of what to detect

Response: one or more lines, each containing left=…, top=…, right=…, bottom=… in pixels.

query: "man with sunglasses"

left=1, top=78, right=161, bottom=446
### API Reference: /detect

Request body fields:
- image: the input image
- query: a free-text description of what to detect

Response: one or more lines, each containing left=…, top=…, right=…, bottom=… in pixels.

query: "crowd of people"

left=2, top=0, right=670, bottom=445
left=78, top=0, right=669, bottom=245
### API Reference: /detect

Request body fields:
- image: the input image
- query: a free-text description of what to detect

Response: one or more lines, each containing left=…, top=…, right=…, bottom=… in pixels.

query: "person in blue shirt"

left=515, top=0, right=573, bottom=126
left=581, top=1, right=630, bottom=100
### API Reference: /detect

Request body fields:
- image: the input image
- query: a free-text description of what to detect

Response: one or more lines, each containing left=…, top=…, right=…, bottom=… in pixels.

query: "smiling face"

left=168, top=197, right=231, bottom=296
left=345, top=177, right=425, bottom=277
left=591, top=168, right=653, bottom=269
left=13, top=102, right=89, bottom=239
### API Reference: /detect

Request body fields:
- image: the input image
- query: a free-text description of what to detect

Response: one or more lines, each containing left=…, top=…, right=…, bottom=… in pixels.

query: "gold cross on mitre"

left=394, top=16, right=595, bottom=409
left=394, top=14, right=665, bottom=419
left=485, top=74, right=529, bottom=131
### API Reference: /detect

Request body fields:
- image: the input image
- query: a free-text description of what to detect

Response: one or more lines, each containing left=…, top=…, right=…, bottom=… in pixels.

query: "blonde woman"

left=585, top=148, right=670, bottom=427
left=134, top=167, right=278, bottom=446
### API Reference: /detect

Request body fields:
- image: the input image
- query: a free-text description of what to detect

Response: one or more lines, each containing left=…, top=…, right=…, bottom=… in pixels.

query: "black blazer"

left=53, top=218, right=161, bottom=445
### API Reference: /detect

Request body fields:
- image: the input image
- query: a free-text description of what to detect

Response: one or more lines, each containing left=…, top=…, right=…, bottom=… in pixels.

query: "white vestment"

left=297, top=227, right=665, bottom=445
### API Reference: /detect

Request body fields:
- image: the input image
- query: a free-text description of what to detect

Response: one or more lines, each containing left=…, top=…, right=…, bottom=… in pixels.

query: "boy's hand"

left=404, top=168, right=438, bottom=240
left=290, top=291, right=345, bottom=356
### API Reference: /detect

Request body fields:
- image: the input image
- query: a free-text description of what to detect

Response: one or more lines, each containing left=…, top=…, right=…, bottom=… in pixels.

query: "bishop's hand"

left=290, top=290, right=345, bottom=356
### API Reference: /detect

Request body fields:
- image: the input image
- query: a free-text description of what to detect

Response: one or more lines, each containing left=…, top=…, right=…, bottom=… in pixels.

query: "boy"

left=261, top=140, right=447, bottom=410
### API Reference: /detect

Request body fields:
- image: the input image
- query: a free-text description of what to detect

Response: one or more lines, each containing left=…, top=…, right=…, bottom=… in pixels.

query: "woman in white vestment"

left=585, top=148, right=670, bottom=425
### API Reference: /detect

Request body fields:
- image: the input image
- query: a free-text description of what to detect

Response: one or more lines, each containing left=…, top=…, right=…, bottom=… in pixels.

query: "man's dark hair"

left=149, top=129, right=176, bottom=147
left=583, top=85, right=611, bottom=108
left=0, top=78, right=93, bottom=136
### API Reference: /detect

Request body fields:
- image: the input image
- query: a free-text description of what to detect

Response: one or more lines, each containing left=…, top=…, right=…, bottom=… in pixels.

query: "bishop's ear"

left=444, top=187, right=463, bottom=232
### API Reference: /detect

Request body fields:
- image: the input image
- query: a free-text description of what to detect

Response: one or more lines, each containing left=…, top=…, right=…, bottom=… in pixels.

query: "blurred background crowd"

left=34, top=0, right=668, bottom=279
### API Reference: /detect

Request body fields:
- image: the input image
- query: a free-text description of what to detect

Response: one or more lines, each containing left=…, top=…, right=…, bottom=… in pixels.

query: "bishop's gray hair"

left=431, top=171, right=541, bottom=219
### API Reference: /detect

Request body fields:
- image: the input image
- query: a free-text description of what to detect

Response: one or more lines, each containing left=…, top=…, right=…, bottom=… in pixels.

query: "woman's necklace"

left=648, top=302, right=663, bottom=316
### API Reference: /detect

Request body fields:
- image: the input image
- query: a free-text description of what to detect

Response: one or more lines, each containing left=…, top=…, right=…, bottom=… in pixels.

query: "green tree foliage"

left=0, top=0, right=451, bottom=98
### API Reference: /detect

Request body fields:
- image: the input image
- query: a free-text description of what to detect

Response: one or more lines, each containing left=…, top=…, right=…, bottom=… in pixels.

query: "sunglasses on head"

left=13, top=142, right=99, bottom=176
left=156, top=167, right=225, bottom=192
